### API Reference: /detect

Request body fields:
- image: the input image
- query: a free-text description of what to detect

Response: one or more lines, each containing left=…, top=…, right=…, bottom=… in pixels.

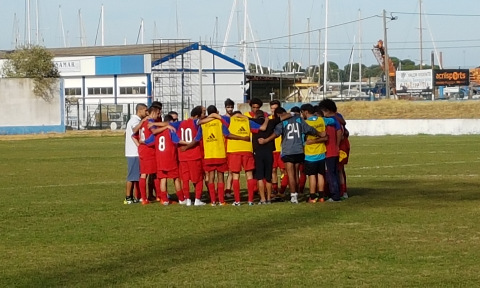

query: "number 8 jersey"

left=154, top=129, right=181, bottom=171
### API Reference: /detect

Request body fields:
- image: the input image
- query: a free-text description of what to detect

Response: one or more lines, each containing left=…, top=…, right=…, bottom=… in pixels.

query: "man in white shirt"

left=124, top=103, right=148, bottom=204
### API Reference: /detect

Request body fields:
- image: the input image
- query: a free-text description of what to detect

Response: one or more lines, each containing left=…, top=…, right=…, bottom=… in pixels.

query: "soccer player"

left=251, top=109, right=279, bottom=204
left=221, top=111, right=265, bottom=206
left=124, top=103, right=147, bottom=204
left=258, top=107, right=326, bottom=204
left=300, top=104, right=331, bottom=203
left=319, top=99, right=343, bottom=202
left=149, top=114, right=186, bottom=205
left=223, top=98, right=235, bottom=199
left=175, top=106, right=207, bottom=206
left=269, top=100, right=286, bottom=198
left=333, top=109, right=350, bottom=198
left=168, top=111, right=179, bottom=122
left=290, top=106, right=307, bottom=194
left=183, top=105, right=249, bottom=206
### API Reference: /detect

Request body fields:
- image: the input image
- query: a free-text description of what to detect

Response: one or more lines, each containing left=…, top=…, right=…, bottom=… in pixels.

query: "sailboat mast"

left=358, top=9, right=362, bottom=92
left=35, top=0, right=39, bottom=45
left=322, top=0, right=329, bottom=97
left=242, top=0, right=248, bottom=68
left=288, top=0, right=292, bottom=71
left=307, top=18, right=311, bottom=68
left=59, top=5, right=66, bottom=47
left=419, top=0, right=423, bottom=69
left=27, top=0, right=31, bottom=45
left=101, top=5, right=104, bottom=46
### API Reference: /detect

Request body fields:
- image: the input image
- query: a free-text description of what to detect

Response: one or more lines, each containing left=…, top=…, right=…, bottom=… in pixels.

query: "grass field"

left=1, top=134, right=480, bottom=287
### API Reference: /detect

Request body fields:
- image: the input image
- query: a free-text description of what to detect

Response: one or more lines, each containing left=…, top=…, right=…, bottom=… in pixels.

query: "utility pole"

left=383, top=9, right=390, bottom=99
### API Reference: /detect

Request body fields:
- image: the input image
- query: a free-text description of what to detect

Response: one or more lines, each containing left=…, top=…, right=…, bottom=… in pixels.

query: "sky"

left=1, top=0, right=479, bottom=70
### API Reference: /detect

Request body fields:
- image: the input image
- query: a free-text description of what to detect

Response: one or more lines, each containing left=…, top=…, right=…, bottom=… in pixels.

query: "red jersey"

left=138, top=119, right=156, bottom=158
left=325, top=117, right=341, bottom=158
left=154, top=129, right=180, bottom=171
left=175, top=119, right=203, bottom=161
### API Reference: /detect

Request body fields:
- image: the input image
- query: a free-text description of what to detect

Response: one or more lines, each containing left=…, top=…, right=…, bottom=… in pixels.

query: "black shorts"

left=281, top=153, right=305, bottom=164
left=254, top=152, right=273, bottom=181
left=304, top=159, right=326, bottom=176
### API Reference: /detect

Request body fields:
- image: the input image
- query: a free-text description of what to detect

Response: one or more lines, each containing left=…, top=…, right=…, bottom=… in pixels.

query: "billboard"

left=396, top=69, right=433, bottom=96
left=470, top=68, right=480, bottom=85
left=433, top=69, right=469, bottom=86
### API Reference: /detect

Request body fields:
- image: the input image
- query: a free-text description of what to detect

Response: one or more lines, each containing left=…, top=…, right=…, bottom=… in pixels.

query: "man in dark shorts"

left=258, top=107, right=326, bottom=204
left=250, top=110, right=280, bottom=204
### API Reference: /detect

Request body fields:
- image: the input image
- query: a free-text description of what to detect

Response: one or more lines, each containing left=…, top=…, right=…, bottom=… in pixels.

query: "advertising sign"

left=470, top=68, right=480, bottom=85
left=54, top=60, right=81, bottom=73
left=396, top=69, right=433, bottom=96
left=433, top=69, right=469, bottom=86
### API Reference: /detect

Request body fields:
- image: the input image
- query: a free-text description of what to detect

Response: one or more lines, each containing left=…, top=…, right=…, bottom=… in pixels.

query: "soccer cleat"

left=124, top=198, right=134, bottom=205
left=132, top=198, right=140, bottom=204
left=326, top=198, right=341, bottom=202
left=141, top=199, right=150, bottom=205
left=342, top=193, right=349, bottom=199
left=308, top=197, right=318, bottom=203
left=290, top=193, right=298, bottom=204
left=186, top=199, right=192, bottom=206
left=210, top=202, right=217, bottom=207
left=194, top=199, right=206, bottom=206
left=232, top=202, right=241, bottom=206
left=156, top=197, right=161, bottom=202
left=218, top=202, right=227, bottom=206
left=258, top=201, right=266, bottom=205
left=178, top=200, right=187, bottom=205
left=266, top=200, right=272, bottom=204
left=248, top=202, right=255, bottom=206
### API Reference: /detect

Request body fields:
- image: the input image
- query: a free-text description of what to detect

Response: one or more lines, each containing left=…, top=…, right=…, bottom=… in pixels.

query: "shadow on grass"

left=11, top=207, right=338, bottom=287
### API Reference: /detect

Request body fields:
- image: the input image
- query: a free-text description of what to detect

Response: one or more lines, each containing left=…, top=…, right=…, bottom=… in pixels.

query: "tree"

left=2, top=45, right=60, bottom=102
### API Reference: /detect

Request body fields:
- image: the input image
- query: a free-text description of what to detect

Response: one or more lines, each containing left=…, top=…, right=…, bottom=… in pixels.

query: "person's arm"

left=132, top=117, right=146, bottom=134
left=335, top=113, right=346, bottom=126
left=148, top=121, right=170, bottom=129
left=305, top=136, right=328, bottom=145
left=249, top=118, right=267, bottom=133
left=221, top=122, right=249, bottom=141
left=131, top=133, right=140, bottom=147
left=198, top=113, right=222, bottom=125
left=151, top=125, right=175, bottom=135
left=170, top=130, right=188, bottom=146
left=336, top=128, right=342, bottom=148
left=258, top=132, right=278, bottom=145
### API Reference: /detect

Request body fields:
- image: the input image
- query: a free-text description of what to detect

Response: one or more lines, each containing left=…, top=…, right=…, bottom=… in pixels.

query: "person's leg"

left=264, top=153, right=273, bottom=202
left=298, top=164, right=306, bottom=194
left=207, top=170, right=216, bottom=204
left=139, top=174, right=148, bottom=203
left=255, top=154, right=266, bottom=202
left=159, top=177, right=169, bottom=203
left=225, top=172, right=233, bottom=197
left=285, top=162, right=296, bottom=195
left=174, top=177, right=185, bottom=203
left=325, top=157, right=341, bottom=201
left=232, top=172, right=241, bottom=203
left=217, top=171, right=225, bottom=204
left=246, top=170, right=256, bottom=204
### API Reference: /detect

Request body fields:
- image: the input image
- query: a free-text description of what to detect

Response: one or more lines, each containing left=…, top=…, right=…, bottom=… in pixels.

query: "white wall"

left=0, top=78, right=63, bottom=134
left=347, top=119, right=480, bottom=136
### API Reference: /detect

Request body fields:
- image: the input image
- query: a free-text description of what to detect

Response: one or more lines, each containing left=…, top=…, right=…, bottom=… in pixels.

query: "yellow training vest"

left=202, top=119, right=226, bottom=159
left=227, top=117, right=252, bottom=153
left=304, top=116, right=327, bottom=157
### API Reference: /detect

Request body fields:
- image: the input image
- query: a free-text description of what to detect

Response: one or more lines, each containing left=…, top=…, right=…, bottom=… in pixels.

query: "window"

left=87, top=87, right=113, bottom=95
left=119, top=86, right=146, bottom=95
left=65, top=88, right=81, bottom=96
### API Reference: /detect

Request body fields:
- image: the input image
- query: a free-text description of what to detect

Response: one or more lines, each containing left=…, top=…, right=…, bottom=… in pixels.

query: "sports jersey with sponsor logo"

left=154, top=129, right=180, bottom=171
left=274, top=114, right=317, bottom=156
left=172, top=119, right=203, bottom=161
left=222, top=117, right=260, bottom=153
left=194, top=119, right=230, bottom=160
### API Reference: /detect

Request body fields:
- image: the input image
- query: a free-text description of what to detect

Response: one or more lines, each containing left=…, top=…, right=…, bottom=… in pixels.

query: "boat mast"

left=58, top=5, right=66, bottom=47
left=419, top=0, right=423, bottom=69
left=35, top=0, right=39, bottom=45
left=288, top=0, right=292, bottom=71
left=322, top=0, right=329, bottom=97
left=358, top=9, right=362, bottom=92
left=101, top=4, right=104, bottom=46
left=242, top=0, right=248, bottom=69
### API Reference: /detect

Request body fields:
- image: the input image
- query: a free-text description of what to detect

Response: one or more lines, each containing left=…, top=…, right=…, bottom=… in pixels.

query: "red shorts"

left=179, top=159, right=204, bottom=183
left=204, top=158, right=229, bottom=173
left=339, top=138, right=351, bottom=166
left=228, top=152, right=255, bottom=172
left=157, top=168, right=179, bottom=179
left=140, top=157, right=156, bottom=174
left=272, top=151, right=285, bottom=169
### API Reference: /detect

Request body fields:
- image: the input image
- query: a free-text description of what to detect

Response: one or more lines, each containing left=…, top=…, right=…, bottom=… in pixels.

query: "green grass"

left=1, top=135, right=480, bottom=287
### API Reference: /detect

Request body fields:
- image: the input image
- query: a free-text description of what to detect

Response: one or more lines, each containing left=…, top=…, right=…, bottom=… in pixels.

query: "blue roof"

left=151, top=42, right=245, bottom=70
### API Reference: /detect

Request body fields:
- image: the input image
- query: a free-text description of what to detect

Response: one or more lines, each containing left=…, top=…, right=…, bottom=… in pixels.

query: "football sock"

left=272, top=183, right=279, bottom=194
left=183, top=179, right=190, bottom=199
left=217, top=183, right=225, bottom=203
left=139, top=178, right=147, bottom=201
left=247, top=179, right=256, bottom=203
left=176, top=190, right=185, bottom=202
left=154, top=179, right=161, bottom=199
left=233, top=179, right=241, bottom=203
left=159, top=191, right=169, bottom=202
left=207, top=183, right=216, bottom=203
left=310, top=194, right=317, bottom=200
left=194, top=182, right=203, bottom=200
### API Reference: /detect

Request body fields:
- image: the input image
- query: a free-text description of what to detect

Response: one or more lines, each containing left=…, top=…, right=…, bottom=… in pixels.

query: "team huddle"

left=124, top=98, right=350, bottom=206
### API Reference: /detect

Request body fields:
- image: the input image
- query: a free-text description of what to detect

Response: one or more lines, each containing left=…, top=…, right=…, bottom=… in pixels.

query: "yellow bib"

left=202, top=119, right=226, bottom=159
left=227, top=117, right=252, bottom=153
left=305, top=117, right=327, bottom=156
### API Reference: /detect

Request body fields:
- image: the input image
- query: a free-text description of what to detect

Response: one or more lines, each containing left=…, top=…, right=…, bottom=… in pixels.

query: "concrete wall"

left=0, top=78, right=64, bottom=134
left=347, top=119, right=480, bottom=136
